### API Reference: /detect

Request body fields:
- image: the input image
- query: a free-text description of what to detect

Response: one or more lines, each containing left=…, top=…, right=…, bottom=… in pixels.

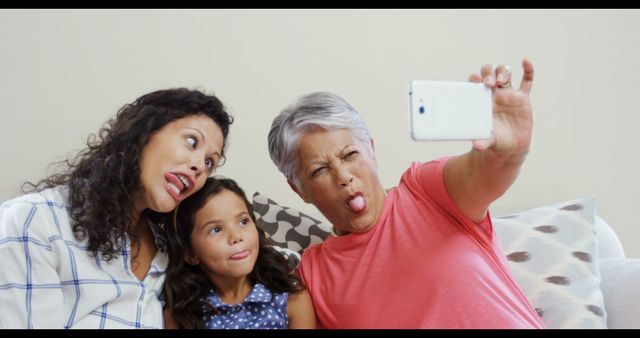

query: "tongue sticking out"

left=348, top=195, right=365, bottom=213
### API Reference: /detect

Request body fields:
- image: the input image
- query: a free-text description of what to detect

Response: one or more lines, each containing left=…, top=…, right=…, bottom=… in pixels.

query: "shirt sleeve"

left=409, top=157, right=494, bottom=238
left=0, top=197, right=65, bottom=328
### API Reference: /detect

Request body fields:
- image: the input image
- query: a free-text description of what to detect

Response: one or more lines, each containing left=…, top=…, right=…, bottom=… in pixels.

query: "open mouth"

left=165, top=173, right=193, bottom=200
left=346, top=193, right=366, bottom=213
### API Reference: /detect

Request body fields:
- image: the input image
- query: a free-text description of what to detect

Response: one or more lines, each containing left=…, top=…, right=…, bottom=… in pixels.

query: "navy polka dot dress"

left=202, top=283, right=289, bottom=329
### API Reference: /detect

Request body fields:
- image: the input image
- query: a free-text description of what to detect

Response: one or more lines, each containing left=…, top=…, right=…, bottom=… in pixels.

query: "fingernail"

left=497, top=74, right=504, bottom=82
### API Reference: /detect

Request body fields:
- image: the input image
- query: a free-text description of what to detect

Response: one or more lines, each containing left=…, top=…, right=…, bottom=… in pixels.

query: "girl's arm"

left=287, top=289, right=316, bottom=329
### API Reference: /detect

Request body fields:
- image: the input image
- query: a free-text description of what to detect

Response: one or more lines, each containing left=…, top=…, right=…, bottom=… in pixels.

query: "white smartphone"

left=409, top=80, right=492, bottom=141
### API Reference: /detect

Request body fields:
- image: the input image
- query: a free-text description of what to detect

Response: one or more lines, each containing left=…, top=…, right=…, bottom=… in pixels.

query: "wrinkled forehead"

left=296, top=128, right=363, bottom=160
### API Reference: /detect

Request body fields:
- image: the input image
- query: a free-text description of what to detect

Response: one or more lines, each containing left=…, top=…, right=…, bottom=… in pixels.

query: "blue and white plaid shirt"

left=0, top=185, right=168, bottom=328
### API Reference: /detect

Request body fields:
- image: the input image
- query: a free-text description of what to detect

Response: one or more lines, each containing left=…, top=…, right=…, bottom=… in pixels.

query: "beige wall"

left=1, top=9, right=639, bottom=257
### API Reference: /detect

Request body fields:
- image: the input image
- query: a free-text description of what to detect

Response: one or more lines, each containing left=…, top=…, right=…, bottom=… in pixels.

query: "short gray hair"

left=268, top=92, right=372, bottom=187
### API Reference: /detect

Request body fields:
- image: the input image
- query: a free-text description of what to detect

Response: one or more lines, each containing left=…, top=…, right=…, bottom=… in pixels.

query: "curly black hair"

left=163, top=177, right=304, bottom=329
left=22, top=88, right=234, bottom=261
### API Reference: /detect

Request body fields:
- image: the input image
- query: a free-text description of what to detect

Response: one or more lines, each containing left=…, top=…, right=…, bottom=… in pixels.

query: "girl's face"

left=186, top=189, right=259, bottom=284
left=137, top=115, right=224, bottom=214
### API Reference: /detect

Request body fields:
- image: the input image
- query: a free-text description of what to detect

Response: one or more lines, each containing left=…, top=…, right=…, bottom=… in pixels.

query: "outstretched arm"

left=444, top=59, right=535, bottom=223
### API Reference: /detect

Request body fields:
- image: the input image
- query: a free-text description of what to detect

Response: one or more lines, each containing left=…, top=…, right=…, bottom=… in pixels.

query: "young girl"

left=163, top=177, right=316, bottom=329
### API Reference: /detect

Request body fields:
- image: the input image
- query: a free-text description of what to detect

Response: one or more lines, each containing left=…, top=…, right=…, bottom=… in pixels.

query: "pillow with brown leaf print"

left=492, top=196, right=607, bottom=328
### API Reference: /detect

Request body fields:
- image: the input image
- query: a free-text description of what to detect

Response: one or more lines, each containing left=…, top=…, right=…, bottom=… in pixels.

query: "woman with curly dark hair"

left=163, top=176, right=315, bottom=329
left=0, top=88, right=233, bottom=328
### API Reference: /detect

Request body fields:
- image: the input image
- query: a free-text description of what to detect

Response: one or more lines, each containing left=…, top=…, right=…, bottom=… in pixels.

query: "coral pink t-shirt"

left=298, top=158, right=545, bottom=328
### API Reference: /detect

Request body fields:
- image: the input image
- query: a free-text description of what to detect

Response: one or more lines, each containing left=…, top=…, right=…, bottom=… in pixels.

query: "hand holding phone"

left=409, top=80, right=492, bottom=141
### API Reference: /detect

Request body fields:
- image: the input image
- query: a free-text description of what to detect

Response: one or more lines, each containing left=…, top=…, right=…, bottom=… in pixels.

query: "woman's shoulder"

left=299, top=241, right=326, bottom=261
left=2, top=185, right=70, bottom=207
left=0, top=185, right=71, bottom=236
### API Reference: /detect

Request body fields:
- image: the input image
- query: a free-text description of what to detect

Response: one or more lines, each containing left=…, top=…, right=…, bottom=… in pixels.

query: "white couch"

left=593, top=215, right=640, bottom=329
left=490, top=196, right=640, bottom=329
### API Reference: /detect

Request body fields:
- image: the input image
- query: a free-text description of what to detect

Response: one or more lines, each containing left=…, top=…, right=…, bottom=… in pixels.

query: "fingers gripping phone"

left=409, top=80, right=492, bottom=141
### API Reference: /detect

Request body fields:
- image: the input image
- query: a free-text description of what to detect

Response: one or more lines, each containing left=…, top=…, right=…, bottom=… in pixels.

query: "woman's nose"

left=336, top=168, right=354, bottom=186
left=189, top=155, right=205, bottom=175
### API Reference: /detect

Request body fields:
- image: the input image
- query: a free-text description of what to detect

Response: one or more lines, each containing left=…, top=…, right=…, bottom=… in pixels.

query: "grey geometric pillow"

left=252, top=192, right=332, bottom=255
left=493, top=196, right=607, bottom=328
left=269, top=245, right=303, bottom=271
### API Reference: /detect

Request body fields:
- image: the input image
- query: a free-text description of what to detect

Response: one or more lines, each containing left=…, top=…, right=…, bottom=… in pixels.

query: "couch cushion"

left=252, top=192, right=332, bottom=255
left=493, top=196, right=607, bottom=328
left=598, top=257, right=640, bottom=328
left=594, top=215, right=626, bottom=259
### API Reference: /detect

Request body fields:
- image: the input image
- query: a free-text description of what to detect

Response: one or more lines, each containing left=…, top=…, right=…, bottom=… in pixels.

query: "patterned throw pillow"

left=492, top=196, right=607, bottom=328
left=269, top=245, right=303, bottom=271
left=252, top=192, right=332, bottom=255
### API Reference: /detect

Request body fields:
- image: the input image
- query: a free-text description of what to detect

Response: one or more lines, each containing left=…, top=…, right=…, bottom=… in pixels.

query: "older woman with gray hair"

left=267, top=60, right=545, bottom=329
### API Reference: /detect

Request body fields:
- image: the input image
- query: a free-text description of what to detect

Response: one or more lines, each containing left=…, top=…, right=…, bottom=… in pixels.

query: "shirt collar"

left=146, top=216, right=168, bottom=253
left=204, top=283, right=273, bottom=309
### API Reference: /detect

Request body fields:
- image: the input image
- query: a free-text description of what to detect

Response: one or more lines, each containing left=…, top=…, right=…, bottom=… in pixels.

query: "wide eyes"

left=205, top=217, right=252, bottom=235
left=186, top=136, right=198, bottom=149
left=204, top=158, right=214, bottom=170
left=187, top=135, right=217, bottom=172
left=208, top=226, right=222, bottom=235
